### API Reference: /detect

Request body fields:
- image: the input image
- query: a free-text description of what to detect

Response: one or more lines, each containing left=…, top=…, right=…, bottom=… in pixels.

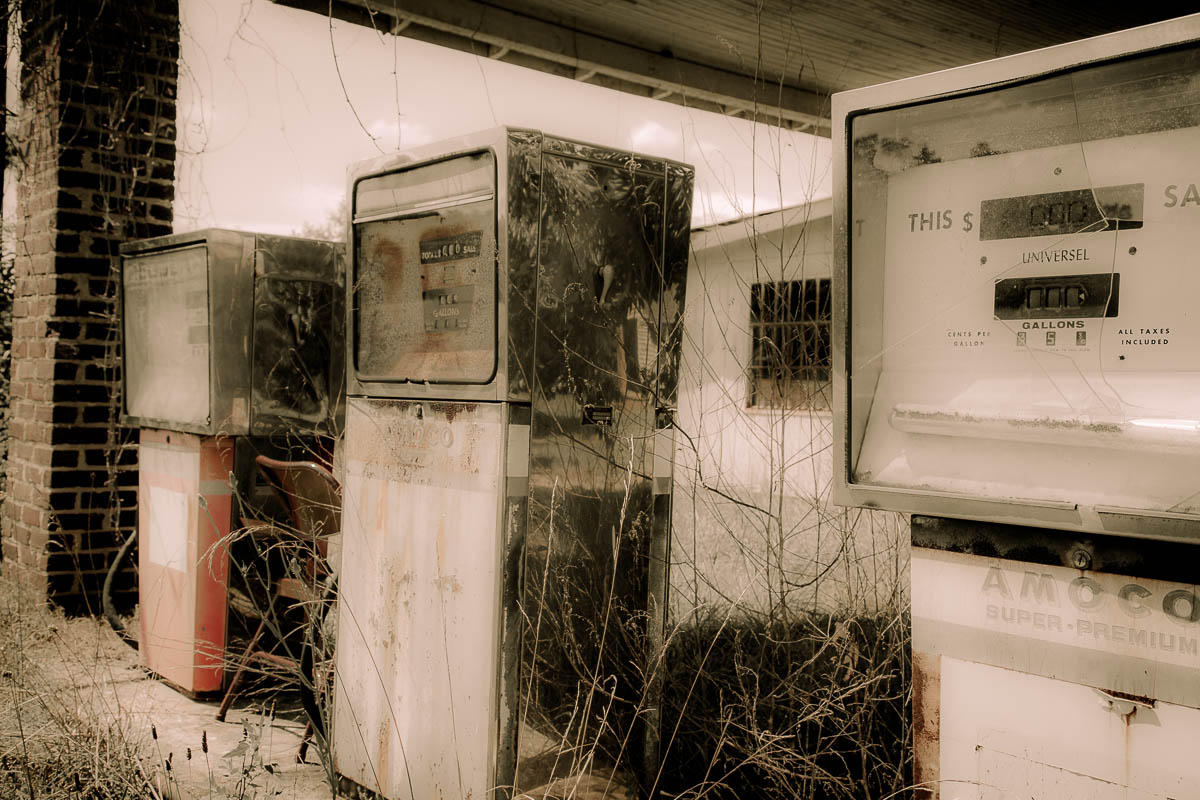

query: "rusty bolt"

left=1071, top=548, right=1092, bottom=570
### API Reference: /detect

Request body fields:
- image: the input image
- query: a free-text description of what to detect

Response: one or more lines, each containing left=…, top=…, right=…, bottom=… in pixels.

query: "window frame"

left=746, top=277, right=832, bottom=411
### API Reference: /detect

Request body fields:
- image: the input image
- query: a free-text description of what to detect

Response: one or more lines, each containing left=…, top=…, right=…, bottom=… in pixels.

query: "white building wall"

left=670, top=202, right=908, bottom=620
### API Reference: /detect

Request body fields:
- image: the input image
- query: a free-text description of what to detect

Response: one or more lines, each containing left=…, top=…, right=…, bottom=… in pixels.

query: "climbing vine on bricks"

left=2, top=0, right=178, bottom=609
left=0, top=252, right=13, bottom=493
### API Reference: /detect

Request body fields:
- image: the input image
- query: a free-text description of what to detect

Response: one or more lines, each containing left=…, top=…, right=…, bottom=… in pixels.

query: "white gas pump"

left=332, top=128, right=694, bottom=799
left=832, top=14, right=1200, bottom=799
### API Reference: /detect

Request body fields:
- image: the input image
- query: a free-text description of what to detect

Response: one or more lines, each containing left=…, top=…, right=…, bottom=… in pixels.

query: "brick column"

left=2, top=0, right=179, bottom=609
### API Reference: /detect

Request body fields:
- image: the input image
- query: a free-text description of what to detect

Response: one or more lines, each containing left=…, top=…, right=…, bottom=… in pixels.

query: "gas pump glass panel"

left=354, top=153, right=497, bottom=384
left=123, top=244, right=211, bottom=428
left=845, top=43, right=1200, bottom=519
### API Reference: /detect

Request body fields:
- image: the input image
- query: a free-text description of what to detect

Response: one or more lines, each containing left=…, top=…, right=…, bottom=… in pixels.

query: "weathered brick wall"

left=3, top=0, right=178, bottom=609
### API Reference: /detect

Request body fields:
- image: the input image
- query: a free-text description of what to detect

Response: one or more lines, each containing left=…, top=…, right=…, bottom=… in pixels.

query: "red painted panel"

left=138, top=428, right=233, bottom=695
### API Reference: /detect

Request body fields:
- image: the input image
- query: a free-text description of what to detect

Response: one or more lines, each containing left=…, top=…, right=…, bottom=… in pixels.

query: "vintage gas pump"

left=833, top=15, right=1200, bottom=799
left=120, top=230, right=343, bottom=695
left=332, top=128, right=693, bottom=799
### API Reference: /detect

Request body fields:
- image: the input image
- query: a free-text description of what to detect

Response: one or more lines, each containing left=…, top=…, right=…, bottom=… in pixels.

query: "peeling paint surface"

left=937, top=657, right=1200, bottom=799
left=333, top=397, right=505, bottom=799
left=137, top=429, right=232, bottom=695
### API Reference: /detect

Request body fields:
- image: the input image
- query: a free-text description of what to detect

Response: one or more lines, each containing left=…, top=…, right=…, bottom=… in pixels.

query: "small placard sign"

left=420, top=231, right=483, bottom=264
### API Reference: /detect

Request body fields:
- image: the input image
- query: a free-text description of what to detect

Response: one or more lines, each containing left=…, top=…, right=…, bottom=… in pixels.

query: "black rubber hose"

left=102, top=527, right=139, bottom=651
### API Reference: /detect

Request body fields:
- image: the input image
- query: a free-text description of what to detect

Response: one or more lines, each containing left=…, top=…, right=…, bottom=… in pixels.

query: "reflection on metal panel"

left=656, top=164, right=693, bottom=405
left=505, top=130, right=542, bottom=402
left=513, top=151, right=665, bottom=797
left=250, top=277, right=339, bottom=430
left=333, top=397, right=505, bottom=800
left=250, top=232, right=345, bottom=434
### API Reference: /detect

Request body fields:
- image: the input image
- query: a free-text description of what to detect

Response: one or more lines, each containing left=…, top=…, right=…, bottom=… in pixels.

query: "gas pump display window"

left=354, top=155, right=497, bottom=384
left=844, top=43, right=1200, bottom=519
left=123, top=245, right=211, bottom=427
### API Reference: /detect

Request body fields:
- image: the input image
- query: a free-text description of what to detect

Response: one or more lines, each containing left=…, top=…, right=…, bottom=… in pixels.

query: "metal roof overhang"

left=271, top=0, right=1186, bottom=136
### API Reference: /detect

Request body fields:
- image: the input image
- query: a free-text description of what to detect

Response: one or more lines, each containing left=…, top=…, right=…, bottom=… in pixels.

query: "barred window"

left=747, top=279, right=831, bottom=409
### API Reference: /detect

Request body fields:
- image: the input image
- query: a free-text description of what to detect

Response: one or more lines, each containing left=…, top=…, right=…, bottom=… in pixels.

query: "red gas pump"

left=136, top=429, right=233, bottom=693
left=120, top=230, right=343, bottom=695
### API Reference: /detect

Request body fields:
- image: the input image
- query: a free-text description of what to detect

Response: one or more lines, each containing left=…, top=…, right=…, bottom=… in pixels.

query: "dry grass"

left=0, top=570, right=333, bottom=800
left=657, top=609, right=910, bottom=799
left=0, top=572, right=155, bottom=798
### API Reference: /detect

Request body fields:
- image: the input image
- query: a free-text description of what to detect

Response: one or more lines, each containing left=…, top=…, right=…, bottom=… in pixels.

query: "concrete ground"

left=3, top=584, right=638, bottom=800
left=15, top=605, right=334, bottom=799
left=107, top=659, right=335, bottom=798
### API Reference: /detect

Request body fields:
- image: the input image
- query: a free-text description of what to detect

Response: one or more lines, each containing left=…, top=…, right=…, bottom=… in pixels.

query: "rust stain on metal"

left=911, top=651, right=941, bottom=800
left=434, top=401, right=476, bottom=423
left=1124, top=707, right=1131, bottom=785
left=434, top=575, right=463, bottom=594
left=377, top=714, right=390, bottom=787
left=366, top=235, right=406, bottom=303
left=419, top=221, right=475, bottom=242
left=1105, top=688, right=1156, bottom=708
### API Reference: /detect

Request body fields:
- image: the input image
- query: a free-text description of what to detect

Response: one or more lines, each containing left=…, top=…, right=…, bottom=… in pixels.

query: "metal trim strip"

left=914, top=615, right=1200, bottom=710
left=352, top=190, right=495, bottom=223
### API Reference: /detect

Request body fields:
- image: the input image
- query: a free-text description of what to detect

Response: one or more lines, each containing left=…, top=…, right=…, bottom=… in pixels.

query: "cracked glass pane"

left=846, top=44, right=1200, bottom=515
